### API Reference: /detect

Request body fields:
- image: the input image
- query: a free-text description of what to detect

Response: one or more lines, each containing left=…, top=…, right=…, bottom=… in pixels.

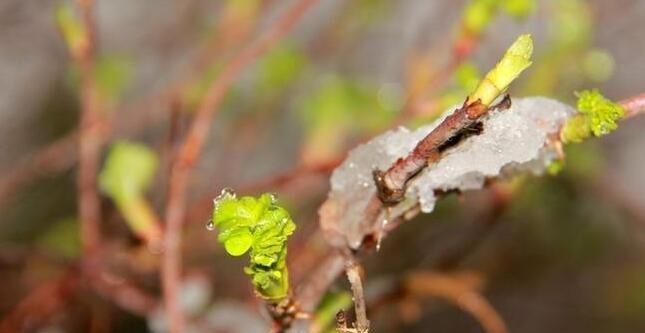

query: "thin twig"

left=161, top=1, right=320, bottom=332
left=405, top=271, right=508, bottom=333
left=620, top=92, right=645, bottom=119
left=0, top=270, right=79, bottom=333
left=345, top=260, right=369, bottom=333
left=374, top=95, right=510, bottom=206
left=0, top=132, right=78, bottom=206
left=74, top=0, right=102, bottom=258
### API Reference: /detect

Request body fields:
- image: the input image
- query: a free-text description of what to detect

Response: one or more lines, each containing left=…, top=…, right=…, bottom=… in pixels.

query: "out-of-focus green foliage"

left=298, top=75, right=398, bottom=162
left=510, top=176, right=618, bottom=266
left=100, top=142, right=158, bottom=202
left=93, top=55, right=133, bottom=103
left=300, top=76, right=396, bottom=133
left=37, top=217, right=80, bottom=259
left=521, top=0, right=597, bottom=96
left=54, top=3, right=87, bottom=57
left=255, top=43, right=307, bottom=95
left=312, top=291, right=353, bottom=333
left=500, top=0, right=536, bottom=19
left=462, top=0, right=499, bottom=37
left=550, top=0, right=592, bottom=48
left=561, top=89, right=625, bottom=143
left=563, top=142, right=605, bottom=179
left=582, top=49, right=616, bottom=83
left=183, top=62, right=223, bottom=110
left=469, top=34, right=533, bottom=106
left=99, top=142, right=160, bottom=242
left=460, top=0, right=535, bottom=37
left=212, top=191, right=296, bottom=301
left=456, top=62, right=482, bottom=92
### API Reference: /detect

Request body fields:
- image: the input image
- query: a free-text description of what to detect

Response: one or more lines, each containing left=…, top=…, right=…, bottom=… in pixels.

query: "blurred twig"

left=0, top=270, right=79, bottom=333
left=620, top=92, right=645, bottom=119
left=161, top=1, right=320, bottom=332
left=73, top=0, right=102, bottom=258
left=0, top=0, right=262, bottom=209
left=404, top=271, right=509, bottom=333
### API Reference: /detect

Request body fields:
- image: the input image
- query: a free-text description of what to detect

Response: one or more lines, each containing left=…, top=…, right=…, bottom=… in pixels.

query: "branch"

left=620, top=92, right=645, bottom=119
left=374, top=95, right=510, bottom=205
left=345, top=260, right=370, bottom=333
left=161, top=1, right=320, bottom=332
left=72, top=0, right=102, bottom=258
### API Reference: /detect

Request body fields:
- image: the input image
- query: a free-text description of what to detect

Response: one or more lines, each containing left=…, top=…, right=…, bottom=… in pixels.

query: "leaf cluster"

left=213, top=192, right=296, bottom=301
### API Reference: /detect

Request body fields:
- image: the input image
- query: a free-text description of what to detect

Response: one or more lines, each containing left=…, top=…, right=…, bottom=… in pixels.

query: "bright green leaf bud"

left=561, top=89, right=625, bottom=143
left=212, top=191, right=296, bottom=301
left=469, top=34, right=533, bottom=106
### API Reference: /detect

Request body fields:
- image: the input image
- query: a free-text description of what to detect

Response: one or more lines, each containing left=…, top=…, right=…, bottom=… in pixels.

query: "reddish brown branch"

left=0, top=270, right=79, bottom=333
left=345, top=260, right=370, bottom=332
left=405, top=271, right=509, bottom=333
left=0, top=133, right=78, bottom=206
left=161, top=1, right=320, bottom=332
left=374, top=95, right=510, bottom=205
left=73, top=0, right=102, bottom=258
left=620, top=92, right=645, bottom=119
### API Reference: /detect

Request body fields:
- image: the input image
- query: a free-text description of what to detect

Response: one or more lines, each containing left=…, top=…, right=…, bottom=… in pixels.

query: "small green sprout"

left=54, top=3, right=87, bottom=57
left=561, top=89, right=625, bottom=143
left=99, top=142, right=162, bottom=245
left=468, top=34, right=533, bottom=106
left=211, top=190, right=296, bottom=301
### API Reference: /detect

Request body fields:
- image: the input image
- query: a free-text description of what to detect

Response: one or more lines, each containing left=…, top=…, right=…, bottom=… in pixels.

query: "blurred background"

left=0, top=0, right=644, bottom=332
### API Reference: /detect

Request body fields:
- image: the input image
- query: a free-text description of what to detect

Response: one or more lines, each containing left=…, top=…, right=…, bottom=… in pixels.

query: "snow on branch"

left=320, top=96, right=575, bottom=250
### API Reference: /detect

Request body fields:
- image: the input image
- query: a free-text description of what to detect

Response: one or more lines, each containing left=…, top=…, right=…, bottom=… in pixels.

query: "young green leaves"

left=561, top=89, right=625, bottom=143
left=469, top=34, right=533, bottom=106
left=211, top=190, right=296, bottom=301
left=99, top=142, right=162, bottom=247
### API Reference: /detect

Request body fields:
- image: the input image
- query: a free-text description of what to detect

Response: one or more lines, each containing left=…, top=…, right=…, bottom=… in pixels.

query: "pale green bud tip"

left=469, top=34, right=533, bottom=106
left=507, top=34, right=533, bottom=59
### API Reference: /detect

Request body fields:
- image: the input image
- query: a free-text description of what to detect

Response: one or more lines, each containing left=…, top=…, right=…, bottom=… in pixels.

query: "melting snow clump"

left=321, top=97, right=575, bottom=249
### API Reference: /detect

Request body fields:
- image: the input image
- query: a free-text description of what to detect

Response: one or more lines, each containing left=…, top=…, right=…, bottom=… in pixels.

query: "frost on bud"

left=469, top=34, right=533, bottom=106
left=561, top=89, right=625, bottom=143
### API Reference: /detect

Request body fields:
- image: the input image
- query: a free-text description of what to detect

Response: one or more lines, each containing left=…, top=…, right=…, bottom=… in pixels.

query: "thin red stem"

left=74, top=0, right=102, bottom=259
left=620, top=92, right=645, bottom=119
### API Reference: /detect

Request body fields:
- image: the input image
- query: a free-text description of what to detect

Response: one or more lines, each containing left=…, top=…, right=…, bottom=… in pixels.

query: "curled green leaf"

left=212, top=191, right=296, bottom=301
left=561, top=89, right=625, bottom=143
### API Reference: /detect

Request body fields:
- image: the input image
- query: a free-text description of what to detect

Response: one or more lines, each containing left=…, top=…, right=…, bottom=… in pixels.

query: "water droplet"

left=268, top=192, right=278, bottom=205
left=376, top=208, right=392, bottom=252
left=217, top=187, right=236, bottom=201
left=206, top=219, right=215, bottom=231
